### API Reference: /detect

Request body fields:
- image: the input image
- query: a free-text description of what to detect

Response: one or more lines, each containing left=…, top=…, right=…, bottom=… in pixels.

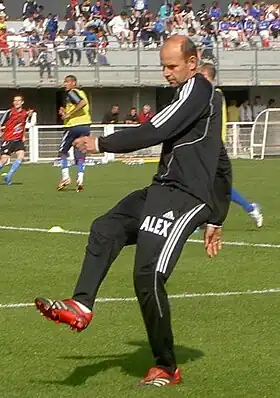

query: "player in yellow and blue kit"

left=200, top=63, right=263, bottom=228
left=57, top=75, right=92, bottom=192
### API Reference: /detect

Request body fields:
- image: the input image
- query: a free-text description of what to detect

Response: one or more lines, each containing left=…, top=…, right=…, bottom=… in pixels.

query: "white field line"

left=0, top=224, right=280, bottom=249
left=1, top=288, right=280, bottom=309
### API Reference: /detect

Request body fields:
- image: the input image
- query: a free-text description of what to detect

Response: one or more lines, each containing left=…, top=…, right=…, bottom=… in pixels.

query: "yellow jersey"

left=215, top=88, right=227, bottom=143
left=64, top=89, right=92, bottom=127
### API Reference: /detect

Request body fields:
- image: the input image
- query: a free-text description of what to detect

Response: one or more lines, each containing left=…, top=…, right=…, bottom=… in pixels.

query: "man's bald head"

left=161, top=35, right=197, bottom=60
left=160, top=36, right=198, bottom=87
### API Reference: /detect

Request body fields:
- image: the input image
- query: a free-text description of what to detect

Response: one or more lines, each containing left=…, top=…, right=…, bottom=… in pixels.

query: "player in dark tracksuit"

left=35, top=36, right=232, bottom=387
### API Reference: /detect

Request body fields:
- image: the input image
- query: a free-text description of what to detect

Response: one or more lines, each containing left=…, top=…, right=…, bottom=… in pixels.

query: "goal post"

left=251, top=108, right=280, bottom=159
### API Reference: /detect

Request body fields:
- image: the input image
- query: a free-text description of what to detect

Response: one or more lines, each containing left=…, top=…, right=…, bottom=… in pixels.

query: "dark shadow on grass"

left=32, top=340, right=204, bottom=387
left=0, top=182, right=23, bottom=186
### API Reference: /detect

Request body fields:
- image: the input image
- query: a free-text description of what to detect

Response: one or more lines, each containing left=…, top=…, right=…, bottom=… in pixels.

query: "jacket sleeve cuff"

left=206, top=223, right=222, bottom=228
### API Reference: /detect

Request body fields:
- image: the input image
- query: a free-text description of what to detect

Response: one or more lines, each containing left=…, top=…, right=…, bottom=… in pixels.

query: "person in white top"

left=239, top=99, right=252, bottom=122
left=252, top=96, right=266, bottom=120
left=108, top=11, right=130, bottom=48
left=23, top=14, right=36, bottom=32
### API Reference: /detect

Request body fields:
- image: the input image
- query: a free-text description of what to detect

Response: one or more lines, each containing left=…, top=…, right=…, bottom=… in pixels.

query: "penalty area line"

left=0, top=224, right=280, bottom=249
left=1, top=288, right=280, bottom=309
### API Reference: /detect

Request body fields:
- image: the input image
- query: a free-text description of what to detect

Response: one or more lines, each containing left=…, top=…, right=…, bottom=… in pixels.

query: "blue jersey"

left=219, top=21, right=230, bottom=32
left=244, top=20, right=255, bottom=32
left=229, top=21, right=238, bottom=30
left=236, top=21, right=244, bottom=30
left=250, top=7, right=261, bottom=20
left=208, top=7, right=221, bottom=20
left=270, top=19, right=280, bottom=31
left=258, top=20, right=271, bottom=31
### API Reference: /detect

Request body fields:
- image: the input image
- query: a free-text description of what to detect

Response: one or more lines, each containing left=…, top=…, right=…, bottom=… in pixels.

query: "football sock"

left=61, top=156, right=69, bottom=180
left=231, top=188, right=254, bottom=213
left=7, top=159, right=22, bottom=179
left=77, top=159, right=85, bottom=184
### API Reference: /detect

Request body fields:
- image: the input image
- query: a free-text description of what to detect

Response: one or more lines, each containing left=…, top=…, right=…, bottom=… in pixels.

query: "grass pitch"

left=0, top=160, right=280, bottom=397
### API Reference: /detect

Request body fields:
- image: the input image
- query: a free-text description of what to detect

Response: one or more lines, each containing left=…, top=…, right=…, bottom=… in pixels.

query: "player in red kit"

left=0, top=95, right=33, bottom=185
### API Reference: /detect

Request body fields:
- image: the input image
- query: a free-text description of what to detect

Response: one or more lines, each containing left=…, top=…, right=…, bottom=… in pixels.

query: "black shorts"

left=0, top=140, right=25, bottom=156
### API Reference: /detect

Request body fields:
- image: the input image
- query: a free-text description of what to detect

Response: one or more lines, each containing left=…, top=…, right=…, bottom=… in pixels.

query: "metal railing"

left=0, top=43, right=280, bottom=87
left=26, top=122, right=257, bottom=164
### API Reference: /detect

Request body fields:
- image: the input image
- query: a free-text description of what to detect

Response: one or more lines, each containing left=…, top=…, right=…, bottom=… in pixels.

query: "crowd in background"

left=0, top=1, right=278, bottom=69
left=228, top=95, right=276, bottom=122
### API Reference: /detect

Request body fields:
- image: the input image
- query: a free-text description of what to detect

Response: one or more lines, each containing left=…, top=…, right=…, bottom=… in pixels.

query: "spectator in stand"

left=36, top=43, right=53, bottom=81
left=0, top=1, right=6, bottom=18
left=90, top=1, right=105, bottom=29
left=108, top=11, right=130, bottom=49
left=65, top=0, right=80, bottom=21
left=200, top=29, right=215, bottom=61
left=244, top=15, right=256, bottom=46
left=242, top=1, right=251, bottom=18
left=22, top=0, right=38, bottom=20
left=250, top=2, right=262, bottom=21
left=270, top=14, right=280, bottom=41
left=235, top=15, right=245, bottom=44
left=95, top=28, right=109, bottom=65
left=227, top=100, right=240, bottom=122
left=188, top=27, right=201, bottom=47
left=201, top=16, right=217, bottom=41
left=27, top=28, right=40, bottom=65
left=252, top=96, right=265, bottom=120
left=228, top=1, right=244, bottom=17
left=45, top=13, right=58, bottom=41
left=158, top=0, right=172, bottom=23
left=102, top=104, right=120, bottom=124
left=171, top=2, right=187, bottom=35
left=257, top=13, right=271, bottom=47
left=80, top=0, right=92, bottom=21
left=55, top=29, right=69, bottom=66
left=228, top=14, right=239, bottom=46
left=124, top=107, right=139, bottom=124
left=65, top=28, right=81, bottom=66
left=23, top=13, right=36, bottom=33
left=219, top=14, right=230, bottom=49
left=140, top=10, right=156, bottom=47
left=132, top=0, right=148, bottom=13
left=239, top=99, right=252, bottom=122
left=129, top=9, right=143, bottom=47
left=102, top=0, right=114, bottom=24
left=83, top=25, right=97, bottom=66
left=152, top=15, right=167, bottom=46
left=0, top=27, right=9, bottom=66
left=197, top=4, right=208, bottom=25
left=208, top=1, right=222, bottom=29
left=138, top=104, right=153, bottom=124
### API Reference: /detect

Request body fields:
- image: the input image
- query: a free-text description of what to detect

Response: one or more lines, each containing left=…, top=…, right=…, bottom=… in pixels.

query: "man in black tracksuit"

left=35, top=36, right=232, bottom=387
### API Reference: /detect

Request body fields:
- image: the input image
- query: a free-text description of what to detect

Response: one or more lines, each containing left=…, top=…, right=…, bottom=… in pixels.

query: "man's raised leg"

left=35, top=189, right=147, bottom=331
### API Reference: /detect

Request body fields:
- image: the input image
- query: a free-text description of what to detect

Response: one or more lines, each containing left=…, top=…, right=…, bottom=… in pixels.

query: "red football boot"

left=35, top=297, right=93, bottom=332
left=139, top=367, right=182, bottom=387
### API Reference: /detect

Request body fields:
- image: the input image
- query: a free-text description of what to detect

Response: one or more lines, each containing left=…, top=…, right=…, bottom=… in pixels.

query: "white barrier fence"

left=5, top=108, right=280, bottom=163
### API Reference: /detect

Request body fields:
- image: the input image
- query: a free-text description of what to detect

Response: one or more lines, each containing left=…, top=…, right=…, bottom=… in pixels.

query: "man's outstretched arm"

left=74, top=77, right=213, bottom=154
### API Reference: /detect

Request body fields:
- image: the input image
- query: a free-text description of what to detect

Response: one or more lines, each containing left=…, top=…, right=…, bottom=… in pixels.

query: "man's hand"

left=73, top=136, right=99, bottom=154
left=59, top=107, right=68, bottom=120
left=204, top=225, right=222, bottom=258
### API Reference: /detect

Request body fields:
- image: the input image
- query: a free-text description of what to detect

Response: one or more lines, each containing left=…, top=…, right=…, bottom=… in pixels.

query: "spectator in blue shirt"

left=83, top=26, right=97, bottom=65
